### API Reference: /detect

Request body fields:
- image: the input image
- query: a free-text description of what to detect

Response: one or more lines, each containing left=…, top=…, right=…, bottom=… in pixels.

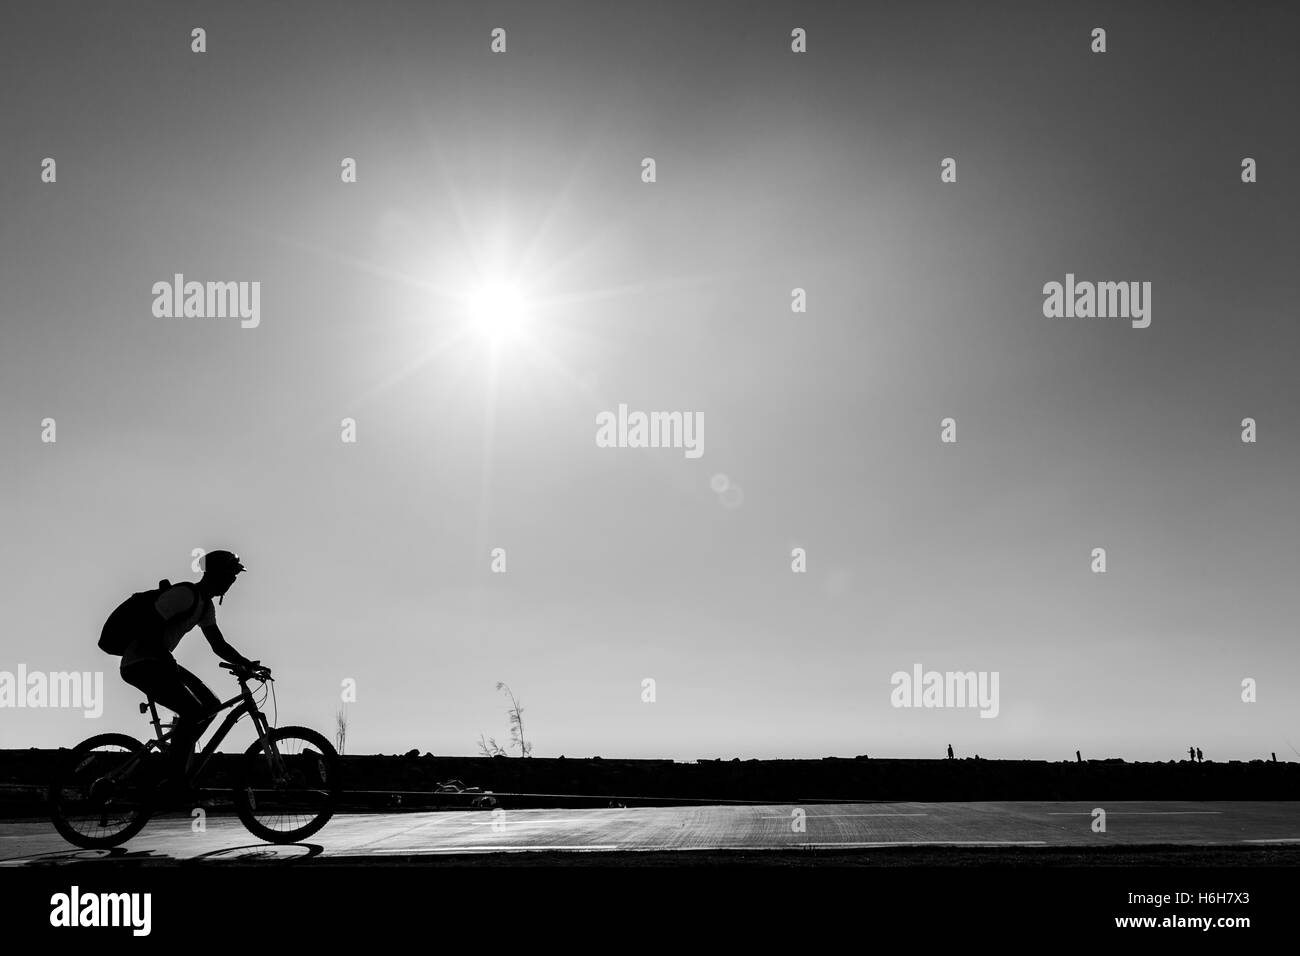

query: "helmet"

left=202, top=550, right=246, bottom=578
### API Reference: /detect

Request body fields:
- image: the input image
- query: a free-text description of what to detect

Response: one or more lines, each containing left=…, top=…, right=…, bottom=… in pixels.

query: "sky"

left=1, top=0, right=1297, bottom=762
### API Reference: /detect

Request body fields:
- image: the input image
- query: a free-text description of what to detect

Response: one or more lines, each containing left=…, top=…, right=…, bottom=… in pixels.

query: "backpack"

left=97, top=579, right=200, bottom=655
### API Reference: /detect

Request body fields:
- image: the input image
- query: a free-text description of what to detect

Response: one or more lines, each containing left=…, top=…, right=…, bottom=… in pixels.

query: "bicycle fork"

left=249, top=707, right=290, bottom=784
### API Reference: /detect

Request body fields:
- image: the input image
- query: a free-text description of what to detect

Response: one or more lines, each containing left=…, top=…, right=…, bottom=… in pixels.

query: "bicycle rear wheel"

left=233, top=726, right=340, bottom=843
left=48, top=734, right=157, bottom=848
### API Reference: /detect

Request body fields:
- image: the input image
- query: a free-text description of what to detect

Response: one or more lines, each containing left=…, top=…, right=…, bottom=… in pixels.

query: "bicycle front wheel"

left=233, top=726, right=340, bottom=843
left=48, top=734, right=156, bottom=848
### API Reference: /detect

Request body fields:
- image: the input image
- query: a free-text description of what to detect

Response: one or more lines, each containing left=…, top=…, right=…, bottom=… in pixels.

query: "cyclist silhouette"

left=117, top=550, right=267, bottom=796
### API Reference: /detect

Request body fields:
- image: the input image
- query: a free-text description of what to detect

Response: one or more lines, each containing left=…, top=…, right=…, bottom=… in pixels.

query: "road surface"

left=3, top=801, right=1297, bottom=865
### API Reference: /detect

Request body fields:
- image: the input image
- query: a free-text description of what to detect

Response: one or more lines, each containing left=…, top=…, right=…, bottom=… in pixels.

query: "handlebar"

left=219, top=660, right=272, bottom=682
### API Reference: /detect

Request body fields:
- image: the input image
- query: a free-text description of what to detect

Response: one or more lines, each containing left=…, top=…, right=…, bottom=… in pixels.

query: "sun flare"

left=463, top=278, right=532, bottom=347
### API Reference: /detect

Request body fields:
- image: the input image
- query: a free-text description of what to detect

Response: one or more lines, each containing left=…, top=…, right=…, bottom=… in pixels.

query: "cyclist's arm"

left=201, top=624, right=256, bottom=669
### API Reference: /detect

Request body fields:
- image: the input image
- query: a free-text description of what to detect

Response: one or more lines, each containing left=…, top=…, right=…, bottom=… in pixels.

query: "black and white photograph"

left=1, top=0, right=1296, bottom=942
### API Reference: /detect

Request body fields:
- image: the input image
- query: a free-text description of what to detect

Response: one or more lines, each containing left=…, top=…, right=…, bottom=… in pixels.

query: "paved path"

left=3, top=801, right=1298, bottom=864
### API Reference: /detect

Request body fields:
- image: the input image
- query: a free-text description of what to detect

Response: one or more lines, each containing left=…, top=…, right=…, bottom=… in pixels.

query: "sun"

left=463, top=278, right=533, bottom=347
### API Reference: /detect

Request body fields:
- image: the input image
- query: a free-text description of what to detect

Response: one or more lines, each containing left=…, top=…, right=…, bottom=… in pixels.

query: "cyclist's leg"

left=175, top=664, right=221, bottom=741
left=120, top=658, right=206, bottom=776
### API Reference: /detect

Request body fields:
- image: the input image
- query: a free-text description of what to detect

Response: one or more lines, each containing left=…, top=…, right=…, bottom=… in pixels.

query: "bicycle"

left=48, top=661, right=340, bottom=848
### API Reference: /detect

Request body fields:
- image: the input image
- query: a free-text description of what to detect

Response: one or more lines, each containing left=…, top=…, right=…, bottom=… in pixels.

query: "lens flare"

left=464, top=279, right=531, bottom=346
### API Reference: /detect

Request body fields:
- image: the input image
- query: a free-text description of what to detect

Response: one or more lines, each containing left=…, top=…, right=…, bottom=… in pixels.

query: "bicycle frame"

left=123, top=674, right=287, bottom=788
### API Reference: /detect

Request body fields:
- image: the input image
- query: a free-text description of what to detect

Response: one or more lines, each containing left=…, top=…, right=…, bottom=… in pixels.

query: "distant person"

left=1188, top=746, right=1195, bottom=761
left=106, top=551, right=267, bottom=796
left=1196, top=748, right=1203, bottom=763
left=947, top=744, right=954, bottom=760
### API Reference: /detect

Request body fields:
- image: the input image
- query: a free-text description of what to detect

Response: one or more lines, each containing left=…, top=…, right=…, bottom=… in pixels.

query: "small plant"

left=476, top=681, right=532, bottom=757
left=335, top=706, right=347, bottom=756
